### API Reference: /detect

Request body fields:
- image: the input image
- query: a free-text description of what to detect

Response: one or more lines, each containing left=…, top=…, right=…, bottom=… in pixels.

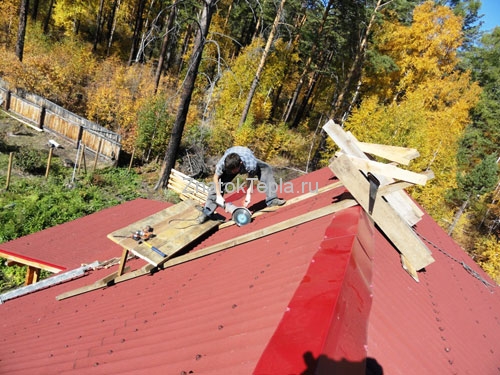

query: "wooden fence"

left=0, top=83, right=121, bottom=161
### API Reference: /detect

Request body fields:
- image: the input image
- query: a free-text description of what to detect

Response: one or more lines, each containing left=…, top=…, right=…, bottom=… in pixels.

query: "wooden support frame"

left=117, top=249, right=129, bottom=276
left=330, top=153, right=434, bottom=272
left=25, top=266, right=41, bottom=285
left=323, top=120, right=426, bottom=226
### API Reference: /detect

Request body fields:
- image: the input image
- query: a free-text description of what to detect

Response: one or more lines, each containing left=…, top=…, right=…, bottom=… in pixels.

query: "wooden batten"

left=168, top=169, right=209, bottom=205
left=342, top=154, right=429, bottom=186
left=323, top=120, right=425, bottom=226
left=356, top=141, right=420, bottom=165
left=25, top=266, right=41, bottom=285
left=330, top=153, right=435, bottom=272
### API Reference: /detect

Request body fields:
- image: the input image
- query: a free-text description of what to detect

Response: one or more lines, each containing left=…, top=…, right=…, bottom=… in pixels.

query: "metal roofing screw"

left=195, top=354, right=202, bottom=360
left=218, top=325, right=224, bottom=330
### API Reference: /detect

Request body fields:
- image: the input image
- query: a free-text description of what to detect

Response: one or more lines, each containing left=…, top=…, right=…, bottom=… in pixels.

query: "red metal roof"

left=0, top=199, right=170, bottom=270
left=1, top=167, right=499, bottom=375
left=367, top=208, right=500, bottom=374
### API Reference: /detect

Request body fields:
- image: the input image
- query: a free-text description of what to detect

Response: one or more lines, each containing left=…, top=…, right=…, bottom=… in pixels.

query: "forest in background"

left=0, top=0, right=499, bottom=283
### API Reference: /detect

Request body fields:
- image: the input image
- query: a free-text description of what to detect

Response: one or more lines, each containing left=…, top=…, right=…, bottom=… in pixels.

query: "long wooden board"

left=219, top=180, right=344, bottom=229
left=323, top=120, right=425, bottom=226
left=330, top=154, right=434, bottom=271
left=107, top=200, right=220, bottom=267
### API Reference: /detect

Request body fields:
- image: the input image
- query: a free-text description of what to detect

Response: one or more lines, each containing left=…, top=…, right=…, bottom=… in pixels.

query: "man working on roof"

left=197, top=146, right=286, bottom=224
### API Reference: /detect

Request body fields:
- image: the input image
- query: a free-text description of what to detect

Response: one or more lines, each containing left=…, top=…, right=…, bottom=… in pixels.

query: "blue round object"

left=233, top=208, right=251, bottom=226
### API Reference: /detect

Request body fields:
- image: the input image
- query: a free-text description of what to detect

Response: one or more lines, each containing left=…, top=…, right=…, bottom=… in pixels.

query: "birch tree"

left=238, top=0, right=286, bottom=127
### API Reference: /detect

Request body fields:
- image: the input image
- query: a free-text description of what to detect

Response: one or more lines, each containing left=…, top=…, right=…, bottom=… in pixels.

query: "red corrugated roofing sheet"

left=367, top=210, right=500, bottom=375
left=0, top=199, right=170, bottom=270
left=1, top=167, right=499, bottom=375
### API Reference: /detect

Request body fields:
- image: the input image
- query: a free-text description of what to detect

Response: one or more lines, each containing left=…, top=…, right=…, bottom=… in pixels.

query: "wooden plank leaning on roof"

left=329, top=153, right=435, bottom=275
left=323, top=119, right=426, bottom=226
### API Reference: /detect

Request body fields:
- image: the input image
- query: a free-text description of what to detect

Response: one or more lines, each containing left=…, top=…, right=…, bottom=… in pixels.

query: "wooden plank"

left=56, top=268, right=130, bottom=300
left=168, top=169, right=209, bottom=203
left=162, top=199, right=358, bottom=269
left=378, top=171, right=434, bottom=196
left=117, top=249, right=129, bottom=276
left=343, top=154, right=428, bottom=185
left=329, top=154, right=434, bottom=271
left=168, top=176, right=208, bottom=198
left=0, top=251, right=64, bottom=274
left=323, top=120, right=424, bottom=225
left=357, top=141, right=420, bottom=165
left=108, top=200, right=220, bottom=267
left=219, top=180, right=345, bottom=229
left=57, top=199, right=356, bottom=299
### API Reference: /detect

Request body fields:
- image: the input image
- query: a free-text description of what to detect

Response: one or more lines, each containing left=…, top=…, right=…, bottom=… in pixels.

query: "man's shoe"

left=268, top=198, right=286, bottom=207
left=197, top=213, right=209, bottom=224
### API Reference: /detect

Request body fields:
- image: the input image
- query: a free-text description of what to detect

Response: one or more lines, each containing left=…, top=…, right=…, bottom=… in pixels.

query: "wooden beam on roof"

left=342, top=153, right=429, bottom=185
left=357, top=141, right=420, bottom=165
left=377, top=170, right=434, bottom=196
left=56, top=199, right=358, bottom=299
left=56, top=267, right=130, bottom=301
left=25, top=266, right=40, bottom=285
left=0, top=252, right=64, bottom=274
left=219, top=180, right=344, bottom=229
left=323, top=120, right=425, bottom=226
left=329, top=153, right=434, bottom=272
left=161, top=198, right=358, bottom=269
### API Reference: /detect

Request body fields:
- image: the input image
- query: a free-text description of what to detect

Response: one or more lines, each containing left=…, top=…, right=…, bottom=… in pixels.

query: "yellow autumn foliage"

left=0, top=27, right=98, bottom=112
left=346, top=1, right=481, bottom=220
left=85, top=59, right=156, bottom=152
left=475, top=236, right=500, bottom=285
left=209, top=37, right=303, bottom=161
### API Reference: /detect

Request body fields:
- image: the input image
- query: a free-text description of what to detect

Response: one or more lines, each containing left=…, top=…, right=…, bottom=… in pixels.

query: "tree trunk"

left=155, top=0, right=216, bottom=190
left=154, top=2, right=177, bottom=94
left=128, top=0, right=147, bottom=65
left=93, top=0, right=106, bottom=53
left=31, top=0, right=40, bottom=20
left=15, top=0, right=29, bottom=61
left=106, top=0, right=121, bottom=56
left=309, top=0, right=383, bottom=171
left=239, top=0, right=286, bottom=127
left=283, top=0, right=333, bottom=124
left=43, top=0, right=55, bottom=34
left=177, top=18, right=195, bottom=76
left=448, top=197, right=469, bottom=236
left=329, top=0, right=382, bottom=119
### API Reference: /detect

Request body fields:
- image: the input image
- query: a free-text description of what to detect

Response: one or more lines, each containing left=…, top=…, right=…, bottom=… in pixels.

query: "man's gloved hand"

left=216, top=195, right=225, bottom=207
left=243, top=190, right=251, bottom=207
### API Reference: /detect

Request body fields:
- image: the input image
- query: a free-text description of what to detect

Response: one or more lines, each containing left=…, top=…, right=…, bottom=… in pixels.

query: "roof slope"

left=367, top=208, right=500, bottom=374
left=0, top=199, right=170, bottom=270
left=1, top=167, right=499, bottom=375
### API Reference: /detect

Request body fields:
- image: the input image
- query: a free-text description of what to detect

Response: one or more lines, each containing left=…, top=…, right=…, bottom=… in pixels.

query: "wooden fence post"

left=5, top=152, right=13, bottom=189
left=128, top=148, right=135, bottom=172
left=45, top=147, right=53, bottom=178
left=5, top=91, right=11, bottom=111
left=38, top=106, right=46, bottom=130
left=93, top=138, right=102, bottom=172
